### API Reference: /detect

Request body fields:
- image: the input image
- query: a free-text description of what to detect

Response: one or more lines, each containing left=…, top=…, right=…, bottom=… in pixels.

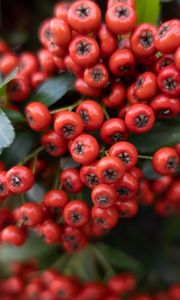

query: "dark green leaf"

left=3, top=108, right=25, bottom=123
left=0, top=109, right=15, bottom=153
left=0, top=67, right=18, bottom=89
left=129, top=118, right=180, bottom=155
left=0, top=130, right=37, bottom=167
left=136, top=0, right=160, bottom=24
left=25, top=182, right=46, bottom=203
left=29, top=74, right=75, bottom=107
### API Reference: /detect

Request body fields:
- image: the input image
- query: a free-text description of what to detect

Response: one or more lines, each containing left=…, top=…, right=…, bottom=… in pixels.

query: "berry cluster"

left=0, top=0, right=179, bottom=253
left=0, top=261, right=180, bottom=300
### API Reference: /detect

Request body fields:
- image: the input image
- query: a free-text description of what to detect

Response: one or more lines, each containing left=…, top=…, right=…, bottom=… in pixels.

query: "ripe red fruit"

left=41, top=130, right=67, bottom=157
left=109, top=48, right=136, bottom=76
left=91, top=184, right=117, bottom=208
left=150, top=94, right=180, bottom=119
left=108, top=273, right=136, bottom=294
left=84, top=63, right=109, bottom=88
left=157, top=66, right=180, bottom=97
left=69, top=134, right=100, bottom=165
left=97, top=24, right=118, bottom=58
left=96, top=156, right=125, bottom=184
left=75, top=78, right=102, bottom=97
left=116, top=199, right=138, bottom=218
left=6, top=166, right=34, bottom=194
left=54, top=110, right=83, bottom=140
left=91, top=206, right=119, bottom=229
left=39, top=219, right=62, bottom=244
left=60, top=168, right=83, bottom=193
left=152, top=147, right=179, bottom=175
left=100, top=118, right=128, bottom=145
left=63, top=200, right=90, bottom=227
left=18, top=52, right=38, bottom=77
left=80, top=162, right=101, bottom=189
left=50, top=18, right=71, bottom=47
left=1, top=225, right=26, bottom=246
left=125, top=103, right=155, bottom=134
left=67, top=0, right=102, bottom=34
left=135, top=71, right=158, bottom=101
left=108, top=0, right=135, bottom=8
left=43, top=189, right=68, bottom=209
left=54, top=2, right=70, bottom=21
left=113, top=172, right=138, bottom=200
left=50, top=276, right=79, bottom=299
left=18, top=203, right=43, bottom=226
left=62, top=226, right=87, bottom=253
left=103, top=82, right=126, bottom=108
left=7, top=75, right=30, bottom=102
left=0, top=53, right=19, bottom=75
left=25, top=102, right=51, bottom=132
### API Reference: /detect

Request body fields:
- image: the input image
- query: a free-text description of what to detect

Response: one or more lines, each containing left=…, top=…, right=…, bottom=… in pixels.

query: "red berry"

left=60, top=168, right=83, bottom=193
left=97, top=24, right=118, bottom=58
left=63, top=200, right=90, bottom=227
left=100, top=118, right=128, bottom=145
left=135, top=71, right=158, bottom=101
left=150, top=93, right=180, bottom=119
left=84, top=63, right=109, bottom=88
left=43, top=189, right=68, bottom=209
left=152, top=147, right=179, bottom=175
left=109, top=49, right=136, bottom=76
left=6, top=166, right=34, bottom=194
left=26, top=102, right=51, bottom=132
left=50, top=18, right=71, bottom=47
left=80, top=162, right=101, bottom=189
left=91, top=206, right=119, bottom=229
left=157, top=66, right=180, bottom=97
left=103, top=82, right=126, bottom=108
left=39, top=219, right=62, bottom=244
left=18, top=203, right=43, bottom=226
left=113, top=172, right=138, bottom=200
left=41, top=130, right=67, bottom=157
left=91, top=184, right=117, bottom=208
left=96, top=156, right=125, bottom=184
left=1, top=225, right=26, bottom=246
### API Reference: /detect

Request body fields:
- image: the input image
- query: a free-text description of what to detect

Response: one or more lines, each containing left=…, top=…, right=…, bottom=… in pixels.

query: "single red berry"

left=7, top=75, right=30, bottom=102
left=150, top=93, right=180, bottom=119
left=151, top=175, right=173, bottom=194
left=91, top=183, right=117, bottom=208
left=109, top=48, right=136, bottom=76
left=103, top=82, right=126, bottom=108
left=91, top=205, right=119, bottom=229
left=100, top=118, right=128, bottom=145
left=125, top=103, right=155, bottom=133
left=69, top=36, right=100, bottom=68
left=0, top=53, right=19, bottom=75
left=54, top=110, right=84, bottom=140
left=69, top=134, right=100, bottom=165
left=127, top=83, right=140, bottom=105
left=60, top=168, right=83, bottom=193
left=80, top=162, right=101, bottom=189
left=43, top=189, right=68, bottom=209
left=155, top=54, right=174, bottom=74
left=64, top=55, right=84, bottom=77
left=113, top=172, right=138, bottom=200
left=96, top=156, right=125, bottom=184
left=31, top=71, right=48, bottom=89
left=54, top=2, right=70, bottom=21
left=155, top=19, right=180, bottom=53
left=37, top=49, right=57, bottom=75
left=41, top=130, right=67, bottom=157
left=75, top=78, right=102, bottom=97
left=130, top=23, right=157, bottom=57
left=108, top=273, right=136, bottom=294
left=67, top=0, right=101, bottom=34
left=63, top=200, right=90, bottom=227
left=39, top=219, right=62, bottom=244
left=1, top=225, right=26, bottom=246
left=18, top=52, right=38, bottom=77
left=38, top=19, right=53, bottom=48
left=109, top=141, right=138, bottom=170
left=116, top=199, right=138, bottom=218
left=130, top=166, right=144, bottom=180
left=50, top=18, right=71, bottom=47
left=6, top=166, right=34, bottom=193
left=106, top=3, right=136, bottom=35
left=76, top=100, right=104, bottom=131
left=152, top=147, right=179, bottom=175
left=62, top=225, right=87, bottom=253
left=84, top=63, right=109, bottom=88
left=97, top=24, right=118, bottom=58
left=135, top=71, right=158, bottom=101
left=25, top=102, right=51, bottom=132
left=157, top=66, right=180, bottom=97
left=18, top=203, right=43, bottom=226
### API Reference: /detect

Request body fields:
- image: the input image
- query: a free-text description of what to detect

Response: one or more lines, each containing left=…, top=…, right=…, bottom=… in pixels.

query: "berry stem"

left=90, top=244, right=115, bottom=276
left=18, top=146, right=44, bottom=166
left=138, top=154, right=153, bottom=160
left=102, top=105, right=110, bottom=120
left=50, top=100, right=82, bottom=114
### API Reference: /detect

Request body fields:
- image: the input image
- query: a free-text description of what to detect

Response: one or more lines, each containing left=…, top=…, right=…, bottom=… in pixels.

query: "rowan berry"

left=50, top=18, right=72, bottom=47
left=109, top=49, right=136, bottom=76
left=97, top=24, right=118, bottom=58
left=103, top=82, right=126, bottom=108
left=113, top=172, right=138, bottom=200
left=25, top=102, right=51, bottom=132
left=100, top=118, right=128, bottom=145
left=84, top=63, right=109, bottom=88
left=43, top=189, right=68, bottom=209
left=41, top=130, right=67, bottom=157
left=1, top=225, right=26, bottom=246
left=7, top=75, right=30, bottom=102
left=60, top=168, right=83, bottom=193
left=116, top=199, right=138, bottom=218
left=6, top=166, right=34, bottom=194
left=91, top=184, right=117, bottom=208
left=39, top=219, right=62, bottom=244
left=150, top=94, right=180, bottom=118
left=80, top=162, right=101, bottom=189
left=18, top=52, right=38, bottom=77
left=96, top=156, right=125, bottom=184
left=91, top=206, right=119, bottom=229
left=157, top=66, right=180, bottom=97
left=18, top=203, right=43, bottom=226
left=135, top=71, right=158, bottom=101
left=63, top=200, right=90, bottom=227
left=152, top=147, right=179, bottom=175
left=75, top=78, right=102, bottom=97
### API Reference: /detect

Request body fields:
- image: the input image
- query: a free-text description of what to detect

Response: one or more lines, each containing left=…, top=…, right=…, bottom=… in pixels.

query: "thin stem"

left=90, top=244, right=115, bottom=276
left=53, top=168, right=61, bottom=189
left=32, top=153, right=38, bottom=174
left=50, top=100, right=82, bottom=114
left=18, top=146, right=44, bottom=166
left=102, top=105, right=110, bottom=120
left=138, top=154, right=153, bottom=160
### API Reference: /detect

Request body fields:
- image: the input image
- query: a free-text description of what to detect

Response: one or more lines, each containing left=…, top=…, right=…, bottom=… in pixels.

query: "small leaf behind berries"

left=0, top=67, right=19, bottom=89
left=3, top=108, right=25, bottom=123
left=29, top=73, right=75, bottom=107
left=128, top=118, right=180, bottom=155
left=136, top=0, right=160, bottom=25
left=0, top=109, right=15, bottom=153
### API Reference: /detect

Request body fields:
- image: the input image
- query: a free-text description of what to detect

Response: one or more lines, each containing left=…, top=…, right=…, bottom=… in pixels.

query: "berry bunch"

left=0, top=261, right=180, bottom=300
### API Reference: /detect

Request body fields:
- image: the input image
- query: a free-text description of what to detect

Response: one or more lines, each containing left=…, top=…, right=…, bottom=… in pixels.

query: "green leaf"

left=3, top=108, right=25, bottom=123
left=136, top=0, right=160, bottom=25
left=0, top=67, right=18, bottom=89
left=0, top=109, right=15, bottom=153
left=29, top=74, right=75, bottom=107
left=129, top=118, right=180, bottom=155
left=0, top=130, right=37, bottom=167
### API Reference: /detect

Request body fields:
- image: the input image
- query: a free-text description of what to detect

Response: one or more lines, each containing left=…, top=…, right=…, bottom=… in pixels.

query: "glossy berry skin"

left=109, top=141, right=138, bottom=171
left=6, top=166, right=34, bottom=194
left=62, top=226, right=87, bottom=253
left=18, top=203, right=43, bottom=226
left=50, top=276, right=79, bottom=299
left=108, top=273, right=136, bottom=294
left=108, top=0, right=135, bottom=8
left=169, top=284, right=180, bottom=300
left=157, top=66, right=180, bottom=97
left=91, top=206, right=119, bottom=229
left=75, top=78, right=102, bottom=97
left=151, top=175, right=173, bottom=194
left=76, top=282, right=106, bottom=300
left=63, top=200, right=90, bottom=227
left=127, top=83, right=140, bottom=105
left=69, top=36, right=100, bottom=68
left=103, top=82, right=126, bottom=108
left=41, top=130, right=67, bottom=157
left=106, top=3, right=136, bottom=35
left=155, top=19, right=180, bottom=54
left=150, top=94, right=180, bottom=119
left=31, top=71, right=47, bottom=89
left=155, top=54, right=174, bottom=74
left=97, top=24, right=118, bottom=58
left=54, top=2, right=70, bottom=21
left=60, top=168, right=83, bottom=193
left=135, top=71, right=158, bottom=101
left=175, top=46, right=180, bottom=71
left=37, top=49, right=57, bottom=75
left=38, top=18, right=53, bottom=48
left=100, top=118, right=128, bottom=145
left=0, top=53, right=19, bottom=75
left=152, top=147, right=179, bottom=176
left=96, top=156, right=125, bottom=184
left=18, top=52, right=38, bottom=77
left=125, top=103, right=155, bottom=134
left=91, top=184, right=117, bottom=208
left=1, top=225, right=26, bottom=246
left=25, top=102, right=51, bottom=132
left=54, top=110, right=83, bottom=140
left=130, top=23, right=157, bottom=57
left=109, top=49, right=136, bottom=76
left=76, top=100, right=104, bottom=131
left=84, top=64, right=109, bottom=88
left=7, top=75, right=30, bottom=102
left=80, top=162, right=101, bottom=189
left=67, top=0, right=101, bottom=34
left=39, top=220, right=62, bottom=244
left=69, top=134, right=100, bottom=165
left=0, top=171, right=10, bottom=198
left=50, top=18, right=71, bottom=47
left=64, top=55, right=84, bottom=77
left=113, top=172, right=138, bottom=200
left=43, top=189, right=68, bottom=209
left=116, top=199, right=138, bottom=218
